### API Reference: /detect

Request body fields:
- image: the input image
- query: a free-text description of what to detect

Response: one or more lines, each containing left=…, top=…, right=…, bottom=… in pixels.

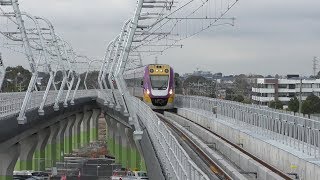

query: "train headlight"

left=146, top=89, right=150, bottom=95
left=169, top=89, right=173, bottom=95
left=150, top=69, right=154, bottom=73
left=165, top=69, right=169, bottom=73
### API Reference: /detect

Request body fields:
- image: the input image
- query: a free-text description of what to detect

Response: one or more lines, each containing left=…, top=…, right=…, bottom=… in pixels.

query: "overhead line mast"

left=0, top=52, right=4, bottom=91
left=313, top=56, right=318, bottom=77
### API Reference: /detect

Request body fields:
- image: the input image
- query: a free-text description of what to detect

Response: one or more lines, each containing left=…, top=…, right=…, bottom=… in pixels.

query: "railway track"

left=156, top=112, right=233, bottom=180
left=160, top=111, right=294, bottom=180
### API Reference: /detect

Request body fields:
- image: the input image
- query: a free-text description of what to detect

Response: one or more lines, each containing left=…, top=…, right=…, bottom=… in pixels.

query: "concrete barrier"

left=173, top=108, right=320, bottom=180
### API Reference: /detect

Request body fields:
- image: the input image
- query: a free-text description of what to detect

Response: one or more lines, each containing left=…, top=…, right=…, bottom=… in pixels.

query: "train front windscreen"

left=150, top=75, right=169, bottom=90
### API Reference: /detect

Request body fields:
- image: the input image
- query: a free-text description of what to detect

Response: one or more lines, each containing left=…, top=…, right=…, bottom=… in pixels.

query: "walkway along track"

left=155, top=112, right=233, bottom=180
left=166, top=111, right=294, bottom=180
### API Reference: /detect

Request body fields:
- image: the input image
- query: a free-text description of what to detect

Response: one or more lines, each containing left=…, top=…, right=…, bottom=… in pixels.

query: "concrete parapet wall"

left=177, top=108, right=320, bottom=180
left=165, top=112, right=282, bottom=180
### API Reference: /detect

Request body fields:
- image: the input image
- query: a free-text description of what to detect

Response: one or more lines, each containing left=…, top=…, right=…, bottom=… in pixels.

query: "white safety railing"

left=132, top=96, right=209, bottom=180
left=175, top=95, right=320, bottom=158
left=0, top=90, right=98, bottom=118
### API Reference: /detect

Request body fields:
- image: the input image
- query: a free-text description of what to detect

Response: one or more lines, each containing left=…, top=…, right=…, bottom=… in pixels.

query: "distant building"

left=252, top=76, right=320, bottom=108
left=213, top=73, right=222, bottom=79
left=192, top=70, right=214, bottom=80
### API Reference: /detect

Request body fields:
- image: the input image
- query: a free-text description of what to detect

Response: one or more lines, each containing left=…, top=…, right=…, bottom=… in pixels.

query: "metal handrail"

left=0, top=90, right=98, bottom=118
left=132, top=96, right=209, bottom=180
left=175, top=95, right=320, bottom=158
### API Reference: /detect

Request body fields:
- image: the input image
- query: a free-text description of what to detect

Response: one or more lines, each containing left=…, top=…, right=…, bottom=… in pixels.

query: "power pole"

left=0, top=53, right=4, bottom=91
left=313, top=57, right=318, bottom=77
left=299, top=78, right=302, bottom=114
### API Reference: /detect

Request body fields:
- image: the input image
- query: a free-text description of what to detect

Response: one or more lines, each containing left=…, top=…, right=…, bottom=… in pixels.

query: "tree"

left=302, top=100, right=313, bottom=115
left=316, top=71, right=320, bottom=79
left=301, top=94, right=320, bottom=114
left=269, top=100, right=283, bottom=109
left=288, top=96, right=299, bottom=112
left=2, top=66, right=32, bottom=92
left=234, top=74, right=250, bottom=96
left=232, top=94, right=244, bottom=102
left=225, top=88, right=235, bottom=100
left=182, top=75, right=214, bottom=97
left=174, top=73, right=183, bottom=94
left=242, top=98, right=252, bottom=104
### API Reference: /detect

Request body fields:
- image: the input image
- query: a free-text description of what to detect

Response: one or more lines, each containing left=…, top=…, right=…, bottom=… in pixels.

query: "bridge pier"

left=117, top=123, right=128, bottom=167
left=80, top=110, right=93, bottom=147
left=56, top=120, right=68, bottom=162
left=45, top=123, right=59, bottom=168
left=114, top=123, right=121, bottom=164
left=90, top=109, right=101, bottom=143
left=0, top=144, right=20, bottom=180
left=125, top=128, right=145, bottom=170
left=104, top=114, right=146, bottom=170
left=105, top=115, right=116, bottom=155
left=16, top=134, right=38, bottom=170
left=33, top=128, right=50, bottom=171
left=72, top=113, right=84, bottom=150
left=64, top=116, right=76, bottom=155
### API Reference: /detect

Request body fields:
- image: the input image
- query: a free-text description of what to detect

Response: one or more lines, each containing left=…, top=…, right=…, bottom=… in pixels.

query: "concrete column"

left=113, top=123, right=120, bottom=164
left=72, top=113, right=84, bottom=150
left=80, top=110, right=93, bottom=147
left=90, top=109, right=101, bottom=142
left=33, top=128, right=50, bottom=171
left=17, top=134, right=38, bottom=170
left=64, top=116, right=76, bottom=154
left=105, top=115, right=116, bottom=156
left=56, top=120, right=68, bottom=162
left=45, top=123, right=59, bottom=168
left=126, top=128, right=145, bottom=170
left=64, top=116, right=76, bottom=155
left=125, top=128, right=136, bottom=169
left=0, top=144, right=20, bottom=180
left=116, top=124, right=129, bottom=168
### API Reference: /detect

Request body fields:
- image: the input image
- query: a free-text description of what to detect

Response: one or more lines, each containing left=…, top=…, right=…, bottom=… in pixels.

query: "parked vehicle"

left=110, top=169, right=149, bottom=180
left=111, top=168, right=131, bottom=180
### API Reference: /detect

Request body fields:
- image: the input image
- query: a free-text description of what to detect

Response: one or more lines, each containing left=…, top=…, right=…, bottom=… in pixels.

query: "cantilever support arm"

left=61, top=40, right=76, bottom=108
left=0, top=54, right=4, bottom=91
left=99, top=41, right=113, bottom=91
left=116, top=0, right=144, bottom=138
left=109, top=20, right=131, bottom=111
left=105, top=36, right=119, bottom=107
left=11, top=1, right=39, bottom=124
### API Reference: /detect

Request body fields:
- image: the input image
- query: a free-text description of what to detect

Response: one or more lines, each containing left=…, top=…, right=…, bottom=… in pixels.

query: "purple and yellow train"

left=124, top=64, right=175, bottom=110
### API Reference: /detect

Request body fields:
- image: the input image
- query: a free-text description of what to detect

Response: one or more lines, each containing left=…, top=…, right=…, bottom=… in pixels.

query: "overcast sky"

left=1, top=0, right=320, bottom=76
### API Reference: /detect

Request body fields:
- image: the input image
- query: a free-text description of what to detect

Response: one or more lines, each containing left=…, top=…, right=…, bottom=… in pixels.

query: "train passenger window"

left=150, top=75, right=169, bottom=90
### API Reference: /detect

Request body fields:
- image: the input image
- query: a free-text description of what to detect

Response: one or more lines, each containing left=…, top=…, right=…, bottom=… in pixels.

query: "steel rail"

left=156, top=112, right=233, bottom=180
left=171, top=112, right=294, bottom=180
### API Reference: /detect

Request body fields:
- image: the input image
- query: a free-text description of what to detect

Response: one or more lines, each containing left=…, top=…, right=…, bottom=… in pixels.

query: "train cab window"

left=150, top=75, right=169, bottom=90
